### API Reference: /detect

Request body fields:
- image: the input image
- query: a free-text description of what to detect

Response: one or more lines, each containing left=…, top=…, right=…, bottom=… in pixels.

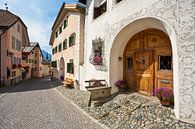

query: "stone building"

left=49, top=3, right=85, bottom=87
left=79, top=0, right=195, bottom=123
left=30, top=42, right=43, bottom=78
left=0, top=9, right=30, bottom=86
left=22, top=46, right=35, bottom=80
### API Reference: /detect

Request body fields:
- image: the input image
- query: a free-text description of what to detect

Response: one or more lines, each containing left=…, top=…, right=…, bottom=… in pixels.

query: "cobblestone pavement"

left=56, top=86, right=195, bottom=129
left=0, top=78, right=102, bottom=129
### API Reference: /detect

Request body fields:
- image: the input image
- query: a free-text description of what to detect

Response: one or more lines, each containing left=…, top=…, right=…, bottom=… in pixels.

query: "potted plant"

left=12, top=64, right=17, bottom=69
left=153, top=87, right=174, bottom=107
left=17, top=64, right=22, bottom=68
left=90, top=55, right=103, bottom=65
left=115, top=80, right=129, bottom=93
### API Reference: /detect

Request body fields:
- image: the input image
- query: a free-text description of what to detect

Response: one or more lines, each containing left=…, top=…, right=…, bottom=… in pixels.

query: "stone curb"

left=51, top=84, right=110, bottom=129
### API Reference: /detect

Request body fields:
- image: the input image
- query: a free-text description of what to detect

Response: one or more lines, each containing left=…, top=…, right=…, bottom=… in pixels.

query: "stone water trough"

left=85, top=79, right=111, bottom=107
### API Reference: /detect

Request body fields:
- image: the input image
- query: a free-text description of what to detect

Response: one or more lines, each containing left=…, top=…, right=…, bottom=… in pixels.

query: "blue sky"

left=0, top=0, right=78, bottom=53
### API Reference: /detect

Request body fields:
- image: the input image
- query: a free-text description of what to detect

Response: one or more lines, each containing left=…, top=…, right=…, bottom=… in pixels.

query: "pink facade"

left=1, top=21, right=29, bottom=86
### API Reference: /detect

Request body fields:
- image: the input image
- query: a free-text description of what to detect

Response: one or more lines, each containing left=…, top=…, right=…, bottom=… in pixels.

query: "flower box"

left=153, top=87, right=174, bottom=107
left=17, top=64, right=22, bottom=68
left=90, top=55, right=103, bottom=65
left=12, top=64, right=17, bottom=69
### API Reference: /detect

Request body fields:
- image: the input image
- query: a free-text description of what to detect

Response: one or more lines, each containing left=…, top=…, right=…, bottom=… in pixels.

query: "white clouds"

left=0, top=0, right=65, bottom=53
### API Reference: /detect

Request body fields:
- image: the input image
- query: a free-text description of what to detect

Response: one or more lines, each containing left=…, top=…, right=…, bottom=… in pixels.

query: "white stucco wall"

left=83, top=0, right=195, bottom=123
left=52, top=11, right=85, bottom=89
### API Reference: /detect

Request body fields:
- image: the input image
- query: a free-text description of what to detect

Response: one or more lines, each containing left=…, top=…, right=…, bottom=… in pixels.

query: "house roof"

left=30, top=42, right=43, bottom=58
left=0, top=9, right=27, bottom=29
left=22, top=46, right=34, bottom=53
left=0, top=9, right=30, bottom=46
left=49, top=3, right=85, bottom=45
left=30, top=42, right=39, bottom=47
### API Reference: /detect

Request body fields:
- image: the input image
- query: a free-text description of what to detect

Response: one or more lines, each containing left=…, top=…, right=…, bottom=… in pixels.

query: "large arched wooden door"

left=124, top=29, right=172, bottom=95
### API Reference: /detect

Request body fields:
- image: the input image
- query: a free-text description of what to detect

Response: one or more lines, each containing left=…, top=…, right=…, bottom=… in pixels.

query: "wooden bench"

left=61, top=78, right=74, bottom=87
left=85, top=79, right=107, bottom=88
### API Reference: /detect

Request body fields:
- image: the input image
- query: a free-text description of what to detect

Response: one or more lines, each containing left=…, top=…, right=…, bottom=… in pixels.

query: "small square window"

left=127, top=57, right=133, bottom=69
left=56, top=31, right=58, bottom=38
left=116, top=0, right=123, bottom=4
left=159, top=56, right=172, bottom=70
left=64, top=20, right=68, bottom=29
left=63, top=39, right=67, bottom=50
left=17, top=24, right=20, bottom=32
left=59, top=26, right=62, bottom=34
left=59, top=43, right=62, bottom=52
left=93, top=1, right=107, bottom=19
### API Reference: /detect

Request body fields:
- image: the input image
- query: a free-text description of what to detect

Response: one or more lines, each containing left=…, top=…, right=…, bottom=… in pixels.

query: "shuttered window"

left=59, top=43, right=62, bottom=52
left=67, top=62, right=74, bottom=74
left=63, top=39, right=67, bottom=50
left=64, top=20, right=68, bottom=29
left=69, top=33, right=76, bottom=47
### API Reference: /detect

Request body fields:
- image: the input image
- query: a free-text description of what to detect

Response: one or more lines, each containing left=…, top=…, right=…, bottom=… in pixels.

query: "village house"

left=22, top=46, right=35, bottom=80
left=0, top=9, right=30, bottom=86
left=22, top=43, right=51, bottom=79
left=77, top=0, right=195, bottom=124
left=30, top=42, right=43, bottom=78
left=49, top=3, right=85, bottom=88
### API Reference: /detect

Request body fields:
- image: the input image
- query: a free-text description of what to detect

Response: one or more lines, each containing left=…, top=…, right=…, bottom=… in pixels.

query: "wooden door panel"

left=124, top=55, right=135, bottom=90
left=135, top=51, right=153, bottom=94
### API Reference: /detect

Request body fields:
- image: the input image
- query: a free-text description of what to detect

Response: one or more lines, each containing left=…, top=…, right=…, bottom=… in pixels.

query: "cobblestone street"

left=56, top=85, right=195, bottom=129
left=0, top=78, right=102, bottom=129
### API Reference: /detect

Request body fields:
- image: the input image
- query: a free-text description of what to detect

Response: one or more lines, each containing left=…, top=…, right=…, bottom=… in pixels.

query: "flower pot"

left=161, top=100, right=171, bottom=106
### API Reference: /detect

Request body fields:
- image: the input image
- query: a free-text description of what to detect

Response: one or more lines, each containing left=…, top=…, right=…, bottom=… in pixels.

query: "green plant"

left=153, top=87, right=174, bottom=105
left=115, top=80, right=129, bottom=92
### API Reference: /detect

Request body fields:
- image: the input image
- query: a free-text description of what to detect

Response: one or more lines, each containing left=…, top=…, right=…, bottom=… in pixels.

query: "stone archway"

left=123, top=29, right=172, bottom=95
left=109, top=17, right=179, bottom=118
left=59, top=57, right=65, bottom=80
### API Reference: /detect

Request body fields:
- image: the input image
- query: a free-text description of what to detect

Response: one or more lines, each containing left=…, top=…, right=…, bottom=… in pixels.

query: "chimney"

left=4, top=3, right=8, bottom=10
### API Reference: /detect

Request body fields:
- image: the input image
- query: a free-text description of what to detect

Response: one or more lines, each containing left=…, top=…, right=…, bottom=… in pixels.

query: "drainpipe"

left=0, top=30, right=3, bottom=85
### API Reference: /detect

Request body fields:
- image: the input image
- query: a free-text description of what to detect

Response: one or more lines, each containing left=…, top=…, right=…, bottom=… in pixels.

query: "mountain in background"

left=41, top=50, right=51, bottom=62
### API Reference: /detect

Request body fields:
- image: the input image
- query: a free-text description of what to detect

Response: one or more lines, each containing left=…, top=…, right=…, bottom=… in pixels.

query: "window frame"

left=59, top=43, right=62, bottom=52
left=158, top=55, right=172, bottom=71
left=93, top=1, right=107, bottom=19
left=63, top=39, right=67, bottom=50
left=12, top=36, right=15, bottom=49
left=64, top=20, right=68, bottom=29
left=69, top=33, right=76, bottom=47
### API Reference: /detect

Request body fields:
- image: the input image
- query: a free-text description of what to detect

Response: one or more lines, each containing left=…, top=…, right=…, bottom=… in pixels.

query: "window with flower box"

left=89, top=38, right=104, bottom=65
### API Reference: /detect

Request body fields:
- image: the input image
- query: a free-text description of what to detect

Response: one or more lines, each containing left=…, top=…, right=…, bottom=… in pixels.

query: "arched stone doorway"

left=109, top=17, right=179, bottom=119
left=59, top=57, right=65, bottom=80
left=123, top=29, right=172, bottom=95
